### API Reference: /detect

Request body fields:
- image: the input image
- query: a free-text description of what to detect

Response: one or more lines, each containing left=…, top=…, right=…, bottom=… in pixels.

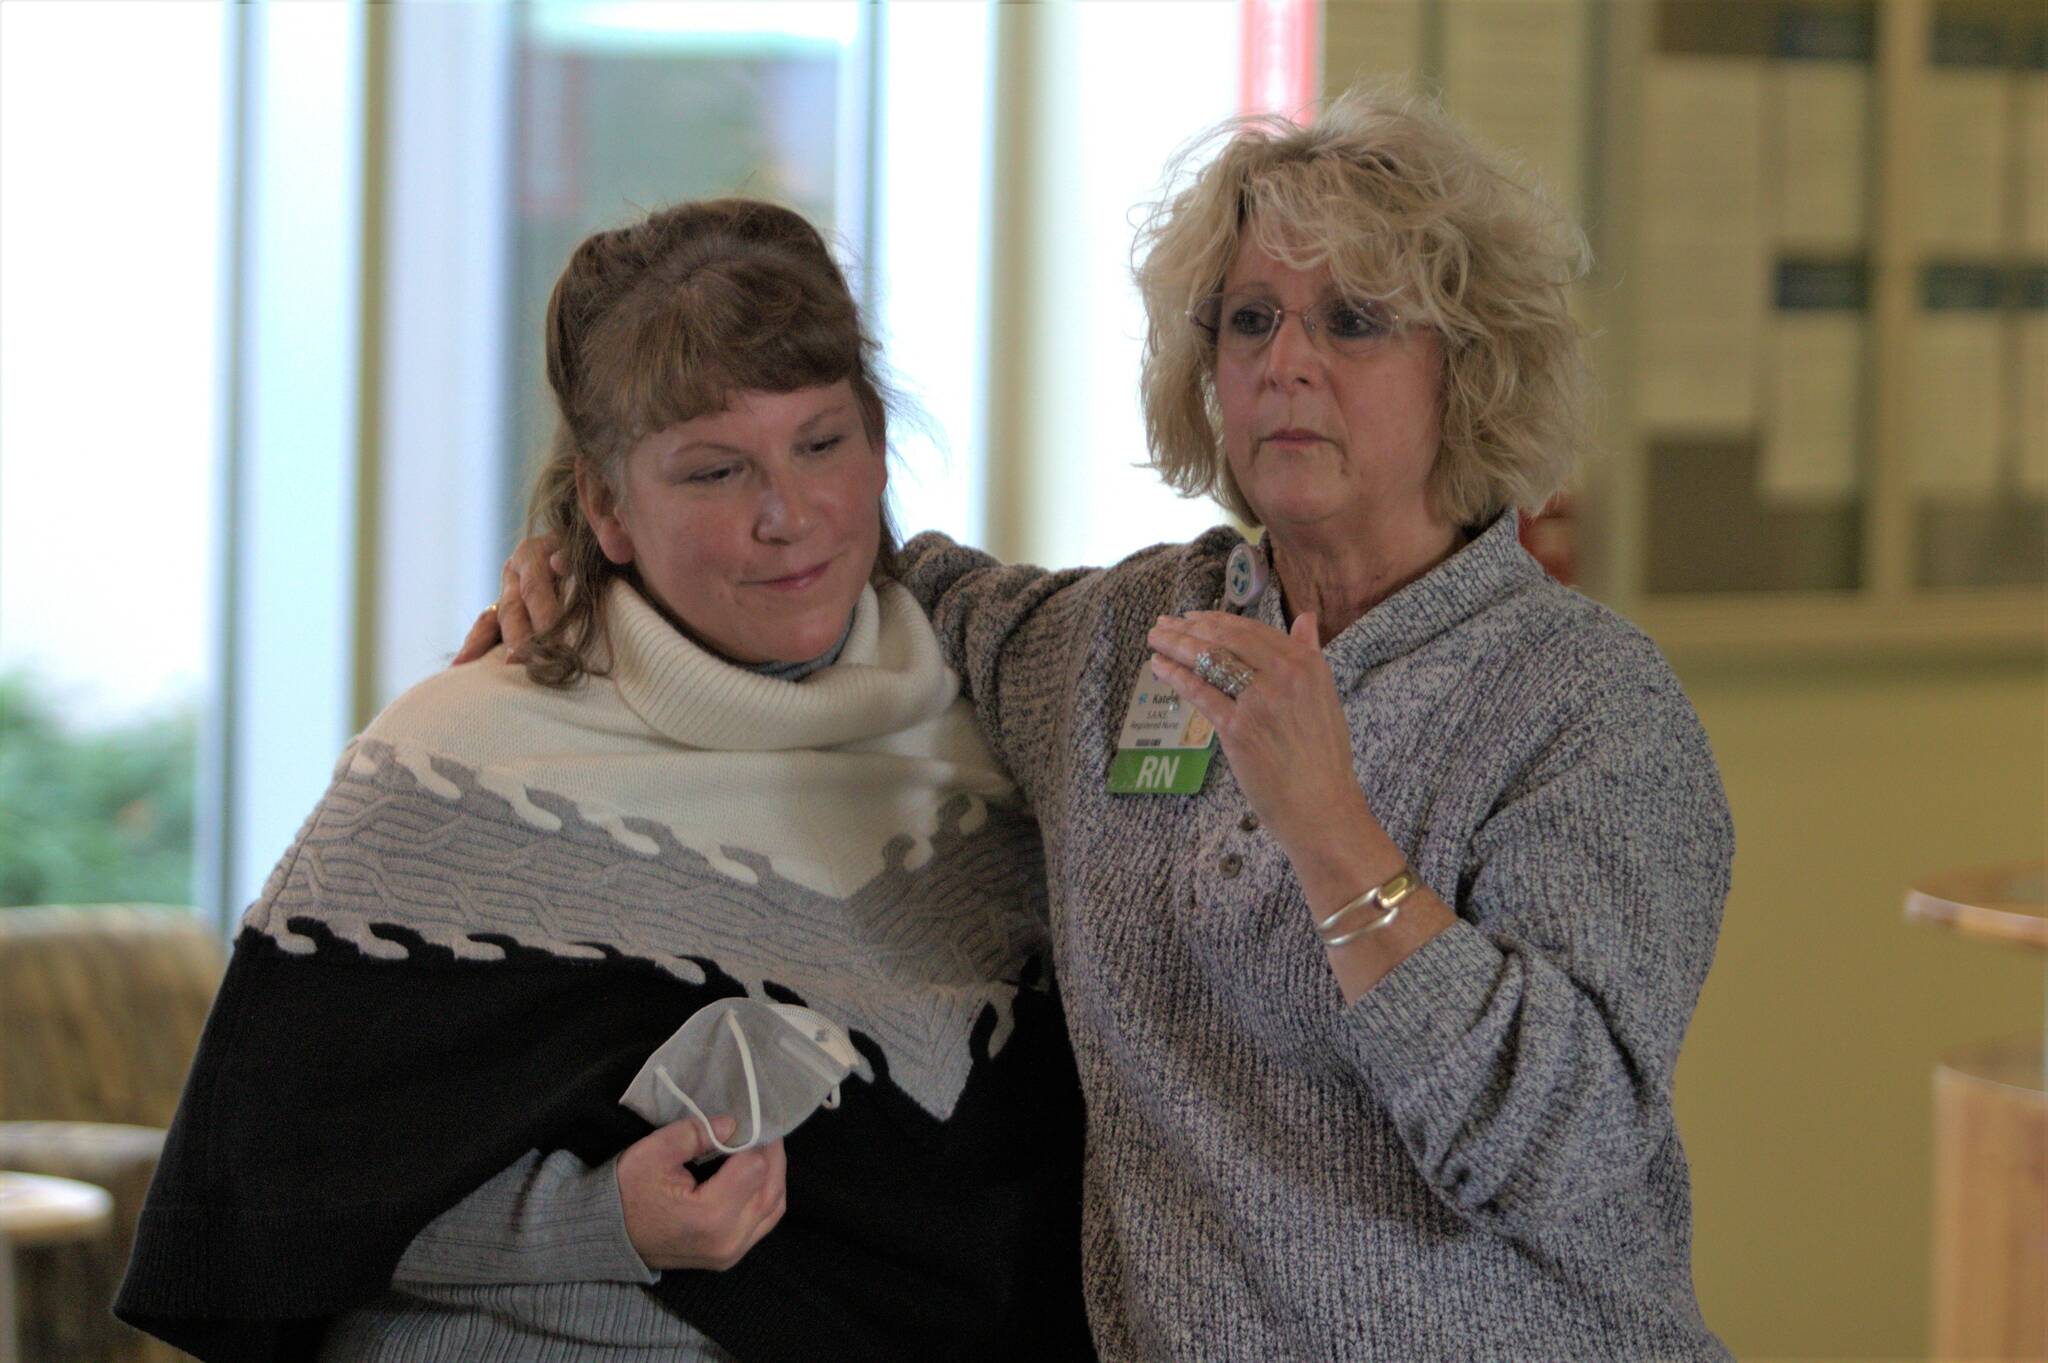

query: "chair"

left=0, top=904, right=224, bottom=1363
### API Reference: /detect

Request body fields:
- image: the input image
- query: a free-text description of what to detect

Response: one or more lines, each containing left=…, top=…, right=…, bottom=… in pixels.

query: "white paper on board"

left=1917, top=69, right=2010, bottom=255
left=2019, top=70, right=2048, bottom=255
left=1762, top=311, right=1863, bottom=503
left=1907, top=314, right=2006, bottom=497
left=2018, top=309, right=2047, bottom=495
left=1773, top=60, right=1868, bottom=252
left=1440, top=0, right=1588, bottom=211
left=1640, top=56, right=1768, bottom=433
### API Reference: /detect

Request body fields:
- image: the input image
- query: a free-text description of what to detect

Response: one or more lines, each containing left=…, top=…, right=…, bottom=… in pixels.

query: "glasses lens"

left=1209, top=294, right=1276, bottom=350
left=1314, top=298, right=1399, bottom=349
left=1193, top=294, right=1271, bottom=347
left=1193, top=293, right=1403, bottom=352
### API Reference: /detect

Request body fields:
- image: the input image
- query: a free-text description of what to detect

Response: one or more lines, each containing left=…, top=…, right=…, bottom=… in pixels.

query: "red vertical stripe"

left=1240, top=0, right=1322, bottom=121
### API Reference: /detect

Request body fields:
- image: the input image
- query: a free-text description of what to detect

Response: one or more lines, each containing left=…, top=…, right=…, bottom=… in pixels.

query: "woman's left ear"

left=575, top=463, right=635, bottom=566
left=873, top=438, right=889, bottom=493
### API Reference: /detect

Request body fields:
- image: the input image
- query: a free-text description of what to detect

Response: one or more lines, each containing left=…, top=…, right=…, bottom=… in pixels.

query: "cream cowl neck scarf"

left=346, top=577, right=1017, bottom=901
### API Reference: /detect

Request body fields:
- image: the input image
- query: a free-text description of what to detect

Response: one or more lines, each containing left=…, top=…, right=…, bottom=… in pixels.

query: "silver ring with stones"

left=1194, top=647, right=1255, bottom=698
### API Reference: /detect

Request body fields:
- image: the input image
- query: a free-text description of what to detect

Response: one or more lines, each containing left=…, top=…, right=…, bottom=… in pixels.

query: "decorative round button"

left=1219, top=853, right=1243, bottom=878
left=1238, top=813, right=1259, bottom=833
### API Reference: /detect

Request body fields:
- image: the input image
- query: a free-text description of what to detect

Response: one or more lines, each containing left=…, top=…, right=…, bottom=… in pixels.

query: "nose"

left=756, top=463, right=817, bottom=542
left=1261, top=308, right=1321, bottom=388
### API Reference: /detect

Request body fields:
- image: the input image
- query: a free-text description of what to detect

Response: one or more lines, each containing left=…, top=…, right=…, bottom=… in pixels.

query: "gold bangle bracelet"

left=1314, top=865, right=1418, bottom=947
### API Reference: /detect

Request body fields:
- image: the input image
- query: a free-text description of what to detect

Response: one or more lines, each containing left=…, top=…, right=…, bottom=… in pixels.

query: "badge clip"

left=1224, top=541, right=1268, bottom=612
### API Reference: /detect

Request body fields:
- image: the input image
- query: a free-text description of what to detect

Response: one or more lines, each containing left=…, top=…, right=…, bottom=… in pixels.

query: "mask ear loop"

left=653, top=1010, right=763, bottom=1155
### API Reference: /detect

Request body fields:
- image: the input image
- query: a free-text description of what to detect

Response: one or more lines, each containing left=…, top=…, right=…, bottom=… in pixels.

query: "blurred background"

left=0, top=1, right=2042, bottom=1359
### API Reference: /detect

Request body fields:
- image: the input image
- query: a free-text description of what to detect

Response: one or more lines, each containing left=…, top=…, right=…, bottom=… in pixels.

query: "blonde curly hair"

left=1133, top=85, right=1590, bottom=527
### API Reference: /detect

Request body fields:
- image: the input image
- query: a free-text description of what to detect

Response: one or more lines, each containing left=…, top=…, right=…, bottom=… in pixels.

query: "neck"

left=1266, top=513, right=1462, bottom=645
left=740, top=612, right=858, bottom=683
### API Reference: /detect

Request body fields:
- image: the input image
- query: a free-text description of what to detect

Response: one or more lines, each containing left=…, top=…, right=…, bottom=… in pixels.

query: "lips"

left=752, top=560, right=833, bottom=592
left=1260, top=427, right=1328, bottom=445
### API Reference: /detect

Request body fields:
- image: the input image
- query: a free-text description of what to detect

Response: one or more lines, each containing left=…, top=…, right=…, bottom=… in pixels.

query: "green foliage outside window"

left=0, top=671, right=196, bottom=909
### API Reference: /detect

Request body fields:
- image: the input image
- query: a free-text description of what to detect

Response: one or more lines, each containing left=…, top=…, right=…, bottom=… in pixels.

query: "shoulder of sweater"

left=358, top=651, right=624, bottom=762
left=899, top=528, right=981, bottom=563
left=1110, top=524, right=1242, bottom=574
left=1478, top=575, right=1695, bottom=718
left=1467, top=584, right=1729, bottom=818
left=899, top=526, right=1238, bottom=575
left=896, top=525, right=1240, bottom=616
left=1088, top=524, right=1243, bottom=603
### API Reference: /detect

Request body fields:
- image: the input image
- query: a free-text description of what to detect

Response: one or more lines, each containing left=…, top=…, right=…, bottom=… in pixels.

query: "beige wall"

left=1672, top=651, right=2046, bottom=1359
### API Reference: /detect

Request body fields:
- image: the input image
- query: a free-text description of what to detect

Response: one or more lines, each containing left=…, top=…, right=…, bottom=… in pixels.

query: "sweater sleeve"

left=390, top=1149, right=659, bottom=1287
left=1329, top=676, right=1733, bottom=1237
left=896, top=532, right=1107, bottom=805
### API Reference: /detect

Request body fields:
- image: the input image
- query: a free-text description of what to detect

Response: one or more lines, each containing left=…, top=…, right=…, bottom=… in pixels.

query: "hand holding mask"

left=621, top=997, right=870, bottom=1158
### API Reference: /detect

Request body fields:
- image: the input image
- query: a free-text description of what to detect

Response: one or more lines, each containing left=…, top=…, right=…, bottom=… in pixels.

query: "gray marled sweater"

left=899, top=511, right=1734, bottom=1363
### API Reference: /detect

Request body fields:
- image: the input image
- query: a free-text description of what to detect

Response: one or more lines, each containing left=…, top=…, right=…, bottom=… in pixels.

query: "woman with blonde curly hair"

left=478, top=88, right=1733, bottom=1361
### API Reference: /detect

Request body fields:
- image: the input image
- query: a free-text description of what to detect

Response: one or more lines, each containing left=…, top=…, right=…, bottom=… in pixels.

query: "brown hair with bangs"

left=522, top=198, right=898, bottom=688
left=1134, top=84, right=1590, bottom=527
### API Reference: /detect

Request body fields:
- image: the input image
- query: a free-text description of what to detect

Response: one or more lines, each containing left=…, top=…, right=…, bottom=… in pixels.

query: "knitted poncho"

left=118, top=579, right=1092, bottom=1363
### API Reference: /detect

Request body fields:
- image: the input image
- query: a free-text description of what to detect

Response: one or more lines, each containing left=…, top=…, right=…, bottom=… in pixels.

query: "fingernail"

left=712, top=1115, right=738, bottom=1141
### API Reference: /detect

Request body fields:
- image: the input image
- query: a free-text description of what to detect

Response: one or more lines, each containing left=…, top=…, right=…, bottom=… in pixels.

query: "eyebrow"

left=795, top=402, right=852, bottom=432
left=672, top=402, right=854, bottom=458
left=672, top=441, right=749, bottom=460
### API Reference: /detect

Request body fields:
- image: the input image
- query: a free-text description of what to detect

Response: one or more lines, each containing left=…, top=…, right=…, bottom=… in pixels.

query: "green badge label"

left=1107, top=745, right=1216, bottom=794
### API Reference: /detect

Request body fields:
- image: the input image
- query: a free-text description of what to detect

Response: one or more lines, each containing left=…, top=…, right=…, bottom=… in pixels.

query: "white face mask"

left=619, top=997, right=870, bottom=1158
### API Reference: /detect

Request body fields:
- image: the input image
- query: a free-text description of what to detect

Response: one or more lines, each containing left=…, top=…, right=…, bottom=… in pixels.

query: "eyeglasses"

left=1188, top=291, right=1405, bottom=357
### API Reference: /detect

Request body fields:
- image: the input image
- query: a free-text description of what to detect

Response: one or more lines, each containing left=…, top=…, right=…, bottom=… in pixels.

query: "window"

left=508, top=3, right=877, bottom=515
left=0, top=1, right=227, bottom=910
left=3, top=0, right=1338, bottom=922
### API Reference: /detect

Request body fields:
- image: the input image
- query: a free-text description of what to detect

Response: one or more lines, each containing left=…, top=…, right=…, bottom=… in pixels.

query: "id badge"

left=1107, top=661, right=1216, bottom=795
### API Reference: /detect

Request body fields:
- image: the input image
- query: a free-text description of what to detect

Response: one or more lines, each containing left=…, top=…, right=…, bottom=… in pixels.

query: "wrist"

left=1277, top=791, right=1405, bottom=916
left=608, top=1155, right=663, bottom=1281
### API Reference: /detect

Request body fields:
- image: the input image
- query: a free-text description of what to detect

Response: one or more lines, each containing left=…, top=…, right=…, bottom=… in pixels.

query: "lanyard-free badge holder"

left=1107, top=663, right=1218, bottom=794
left=1107, top=541, right=1267, bottom=796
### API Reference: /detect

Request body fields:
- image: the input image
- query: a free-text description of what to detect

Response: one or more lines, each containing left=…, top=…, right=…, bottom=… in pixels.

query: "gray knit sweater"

left=899, top=511, right=1734, bottom=1363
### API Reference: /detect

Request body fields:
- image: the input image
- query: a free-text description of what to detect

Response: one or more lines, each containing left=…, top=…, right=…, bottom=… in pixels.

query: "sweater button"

left=1238, top=813, right=1259, bottom=833
left=1219, top=852, right=1242, bottom=878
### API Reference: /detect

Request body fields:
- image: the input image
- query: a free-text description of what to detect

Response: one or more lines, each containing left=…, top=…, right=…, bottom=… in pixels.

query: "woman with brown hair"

left=117, top=198, right=1092, bottom=1363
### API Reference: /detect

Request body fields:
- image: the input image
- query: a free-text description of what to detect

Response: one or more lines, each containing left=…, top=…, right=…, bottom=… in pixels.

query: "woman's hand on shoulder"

left=616, top=1115, right=789, bottom=1272
left=452, top=535, right=566, bottom=664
